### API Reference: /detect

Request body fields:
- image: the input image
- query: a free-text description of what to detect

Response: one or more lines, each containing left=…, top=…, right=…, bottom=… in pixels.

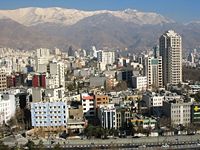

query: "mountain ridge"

left=0, top=7, right=173, bottom=26
left=0, top=7, right=199, bottom=51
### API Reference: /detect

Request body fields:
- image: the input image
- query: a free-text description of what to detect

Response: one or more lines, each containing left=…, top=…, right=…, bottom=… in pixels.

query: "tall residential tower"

left=159, top=30, right=182, bottom=86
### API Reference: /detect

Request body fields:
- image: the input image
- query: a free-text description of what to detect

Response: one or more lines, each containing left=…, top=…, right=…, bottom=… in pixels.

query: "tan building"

left=68, top=105, right=83, bottom=120
left=0, top=73, right=6, bottom=91
left=94, top=95, right=109, bottom=108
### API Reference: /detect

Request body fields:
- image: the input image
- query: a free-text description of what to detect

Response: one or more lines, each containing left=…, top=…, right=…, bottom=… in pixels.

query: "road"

left=2, top=134, right=200, bottom=149
left=48, top=134, right=200, bottom=145
left=40, top=134, right=200, bottom=149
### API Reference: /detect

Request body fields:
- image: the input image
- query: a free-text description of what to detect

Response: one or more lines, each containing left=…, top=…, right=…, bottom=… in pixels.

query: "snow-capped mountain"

left=0, top=7, right=199, bottom=51
left=0, top=7, right=173, bottom=26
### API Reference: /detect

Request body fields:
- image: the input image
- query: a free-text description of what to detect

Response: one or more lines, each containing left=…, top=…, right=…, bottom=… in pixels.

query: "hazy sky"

left=0, top=0, right=199, bottom=23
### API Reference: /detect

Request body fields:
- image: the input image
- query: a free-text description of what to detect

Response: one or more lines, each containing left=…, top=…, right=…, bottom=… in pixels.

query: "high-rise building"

left=145, top=55, right=163, bottom=89
left=49, top=61, right=65, bottom=88
left=187, top=52, right=195, bottom=63
left=0, top=70, right=7, bottom=91
left=159, top=30, right=182, bottom=86
left=97, top=50, right=115, bottom=70
left=35, top=48, right=50, bottom=72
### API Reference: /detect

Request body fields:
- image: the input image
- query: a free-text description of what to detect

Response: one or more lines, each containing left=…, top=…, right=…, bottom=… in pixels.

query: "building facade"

left=163, top=101, right=192, bottom=126
left=97, top=50, right=115, bottom=65
left=143, top=92, right=164, bottom=108
left=98, top=104, right=117, bottom=129
left=0, top=94, right=16, bottom=124
left=132, top=76, right=147, bottom=91
left=0, top=72, right=7, bottom=91
left=49, top=61, right=65, bottom=88
left=94, top=95, right=109, bottom=109
left=81, top=93, right=95, bottom=117
left=145, top=56, right=163, bottom=89
left=31, top=101, right=68, bottom=128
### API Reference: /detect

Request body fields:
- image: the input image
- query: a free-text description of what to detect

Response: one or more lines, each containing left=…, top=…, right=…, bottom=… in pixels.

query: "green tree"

left=53, top=143, right=61, bottom=150
left=25, top=140, right=35, bottom=150
left=84, top=125, right=94, bottom=139
left=36, top=140, right=45, bottom=150
left=0, top=140, right=10, bottom=150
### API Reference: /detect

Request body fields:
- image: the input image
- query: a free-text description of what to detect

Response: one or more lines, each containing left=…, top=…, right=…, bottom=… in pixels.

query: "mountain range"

left=0, top=7, right=200, bottom=52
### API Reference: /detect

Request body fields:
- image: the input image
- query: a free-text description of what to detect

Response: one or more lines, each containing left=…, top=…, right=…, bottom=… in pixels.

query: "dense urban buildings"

left=1, top=29, right=200, bottom=149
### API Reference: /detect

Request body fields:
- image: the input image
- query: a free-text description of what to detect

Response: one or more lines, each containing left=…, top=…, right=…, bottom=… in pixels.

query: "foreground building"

left=98, top=104, right=117, bottom=129
left=163, top=100, right=192, bottom=126
left=31, top=101, right=69, bottom=130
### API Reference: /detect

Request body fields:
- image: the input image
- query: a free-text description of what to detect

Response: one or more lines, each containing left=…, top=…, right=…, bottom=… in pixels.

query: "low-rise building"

left=129, top=115, right=157, bottom=129
left=191, top=104, right=200, bottom=124
left=143, top=92, right=164, bottom=108
left=31, top=101, right=69, bottom=130
left=163, top=100, right=192, bottom=126
left=0, top=93, right=16, bottom=124
left=98, top=104, right=117, bottom=129
left=116, top=107, right=132, bottom=129
left=132, top=76, right=147, bottom=91
left=94, top=95, right=109, bottom=109
left=81, top=93, right=95, bottom=117
left=45, top=87, right=65, bottom=100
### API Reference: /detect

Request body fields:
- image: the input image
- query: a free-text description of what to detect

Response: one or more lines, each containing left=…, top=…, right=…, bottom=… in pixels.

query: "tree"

left=84, top=125, right=94, bottom=139
left=102, top=128, right=108, bottom=139
left=26, top=140, right=35, bottom=150
left=7, top=117, right=17, bottom=127
left=53, top=143, right=61, bottom=150
left=36, top=140, right=45, bottom=150
left=0, top=140, right=10, bottom=150
left=114, top=81, right=128, bottom=91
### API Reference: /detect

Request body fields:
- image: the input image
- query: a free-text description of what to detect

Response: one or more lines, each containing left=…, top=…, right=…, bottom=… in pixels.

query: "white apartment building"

left=143, top=92, right=164, bottom=108
left=159, top=30, right=182, bottom=86
left=97, top=50, right=115, bottom=71
left=31, top=101, right=69, bottom=128
left=49, top=61, right=65, bottom=88
left=132, top=76, right=147, bottom=91
left=97, top=50, right=115, bottom=65
left=163, top=101, right=192, bottom=126
left=0, top=94, right=16, bottom=124
left=35, top=48, right=51, bottom=72
left=145, top=56, right=163, bottom=89
left=98, top=104, right=117, bottom=129
left=45, top=87, right=65, bottom=101
left=81, top=93, right=95, bottom=117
